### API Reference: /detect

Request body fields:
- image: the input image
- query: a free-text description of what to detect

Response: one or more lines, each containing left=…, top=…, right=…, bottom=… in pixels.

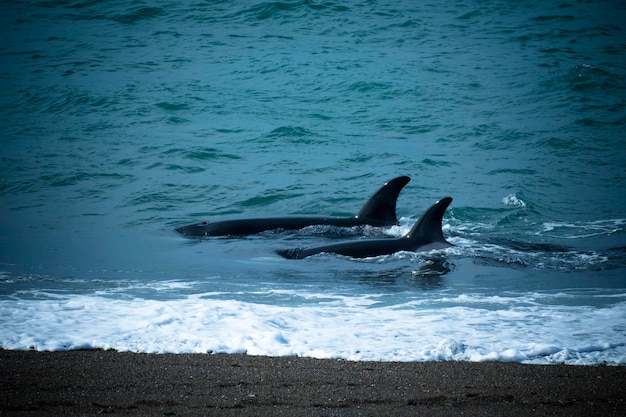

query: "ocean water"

left=1, top=0, right=625, bottom=364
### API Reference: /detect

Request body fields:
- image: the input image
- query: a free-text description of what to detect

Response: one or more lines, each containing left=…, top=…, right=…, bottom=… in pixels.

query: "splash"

left=502, top=194, right=526, bottom=208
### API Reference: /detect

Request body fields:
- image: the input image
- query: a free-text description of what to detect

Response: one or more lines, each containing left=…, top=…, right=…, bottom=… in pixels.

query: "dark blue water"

left=1, top=0, right=625, bottom=363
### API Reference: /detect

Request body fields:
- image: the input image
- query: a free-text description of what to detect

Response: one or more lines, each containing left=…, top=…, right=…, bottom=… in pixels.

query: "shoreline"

left=2, top=349, right=625, bottom=416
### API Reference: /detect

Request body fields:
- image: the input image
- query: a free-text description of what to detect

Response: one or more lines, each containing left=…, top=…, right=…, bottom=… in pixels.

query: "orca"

left=175, top=176, right=410, bottom=237
left=277, top=197, right=453, bottom=259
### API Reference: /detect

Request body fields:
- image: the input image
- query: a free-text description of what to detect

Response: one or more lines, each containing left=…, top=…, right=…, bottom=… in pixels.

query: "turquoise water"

left=1, top=0, right=625, bottom=363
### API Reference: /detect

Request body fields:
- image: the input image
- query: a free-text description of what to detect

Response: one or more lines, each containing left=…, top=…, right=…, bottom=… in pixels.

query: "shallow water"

left=1, top=0, right=625, bottom=364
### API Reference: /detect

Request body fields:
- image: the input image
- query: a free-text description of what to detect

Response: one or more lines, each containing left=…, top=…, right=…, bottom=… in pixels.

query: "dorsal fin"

left=356, top=176, right=410, bottom=226
left=406, top=197, right=453, bottom=247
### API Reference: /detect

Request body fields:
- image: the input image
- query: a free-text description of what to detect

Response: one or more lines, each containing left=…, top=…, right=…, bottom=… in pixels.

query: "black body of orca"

left=175, top=176, right=410, bottom=237
left=277, top=197, right=453, bottom=259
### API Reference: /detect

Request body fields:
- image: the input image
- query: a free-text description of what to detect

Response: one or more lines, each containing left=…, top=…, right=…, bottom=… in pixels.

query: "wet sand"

left=1, top=349, right=624, bottom=416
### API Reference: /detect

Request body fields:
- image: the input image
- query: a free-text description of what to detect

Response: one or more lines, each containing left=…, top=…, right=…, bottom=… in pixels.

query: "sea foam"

left=1, top=294, right=624, bottom=365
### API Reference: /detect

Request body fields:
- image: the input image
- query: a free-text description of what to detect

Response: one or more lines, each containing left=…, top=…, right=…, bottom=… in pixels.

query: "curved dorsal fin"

left=356, top=176, right=410, bottom=226
left=406, top=197, right=453, bottom=247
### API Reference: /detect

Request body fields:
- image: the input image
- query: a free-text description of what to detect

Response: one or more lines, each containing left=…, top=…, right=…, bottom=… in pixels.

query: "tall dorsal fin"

left=356, top=176, right=410, bottom=226
left=406, top=197, right=453, bottom=247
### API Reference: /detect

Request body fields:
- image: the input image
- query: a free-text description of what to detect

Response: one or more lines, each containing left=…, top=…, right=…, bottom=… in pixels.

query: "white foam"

left=1, top=294, right=624, bottom=364
left=540, top=219, right=625, bottom=239
left=502, top=194, right=527, bottom=208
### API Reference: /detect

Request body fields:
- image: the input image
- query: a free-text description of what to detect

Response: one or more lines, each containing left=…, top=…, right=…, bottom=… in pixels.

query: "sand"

left=1, top=349, right=624, bottom=416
